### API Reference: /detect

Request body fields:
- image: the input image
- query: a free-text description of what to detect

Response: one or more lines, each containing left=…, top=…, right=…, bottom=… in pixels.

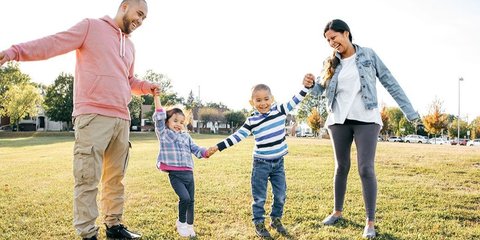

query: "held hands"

left=150, top=84, right=161, bottom=96
left=204, top=146, right=218, bottom=158
left=303, top=73, right=315, bottom=88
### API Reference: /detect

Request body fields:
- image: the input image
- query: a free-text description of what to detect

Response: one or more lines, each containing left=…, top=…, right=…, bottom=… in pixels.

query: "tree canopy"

left=43, top=73, right=74, bottom=129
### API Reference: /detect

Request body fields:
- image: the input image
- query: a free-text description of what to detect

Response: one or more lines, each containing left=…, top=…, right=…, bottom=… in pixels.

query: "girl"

left=153, top=93, right=211, bottom=237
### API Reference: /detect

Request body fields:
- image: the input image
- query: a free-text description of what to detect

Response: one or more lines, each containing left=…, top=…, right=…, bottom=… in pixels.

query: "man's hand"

left=150, top=84, right=161, bottom=96
left=412, top=118, right=424, bottom=129
left=0, top=51, right=9, bottom=66
left=303, top=73, right=315, bottom=88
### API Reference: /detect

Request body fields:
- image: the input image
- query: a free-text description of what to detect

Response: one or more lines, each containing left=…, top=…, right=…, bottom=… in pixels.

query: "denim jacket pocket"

left=361, top=60, right=373, bottom=67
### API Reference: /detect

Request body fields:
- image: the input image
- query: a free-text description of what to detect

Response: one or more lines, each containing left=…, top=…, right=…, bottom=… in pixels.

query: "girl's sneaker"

left=176, top=220, right=190, bottom=237
left=187, top=224, right=196, bottom=237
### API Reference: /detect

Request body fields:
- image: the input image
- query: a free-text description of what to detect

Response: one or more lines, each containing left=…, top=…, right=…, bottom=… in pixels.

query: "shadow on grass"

left=318, top=219, right=402, bottom=240
left=0, top=132, right=224, bottom=148
left=0, top=132, right=74, bottom=148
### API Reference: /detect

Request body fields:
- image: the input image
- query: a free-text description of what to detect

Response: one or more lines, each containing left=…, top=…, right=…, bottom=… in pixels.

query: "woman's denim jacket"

left=311, top=44, right=420, bottom=121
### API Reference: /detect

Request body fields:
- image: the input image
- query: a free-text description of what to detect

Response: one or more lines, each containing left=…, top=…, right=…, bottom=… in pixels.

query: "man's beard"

left=122, top=15, right=133, bottom=34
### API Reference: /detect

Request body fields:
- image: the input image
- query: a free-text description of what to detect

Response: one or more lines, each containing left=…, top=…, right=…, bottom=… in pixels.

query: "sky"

left=2, top=0, right=479, bottom=122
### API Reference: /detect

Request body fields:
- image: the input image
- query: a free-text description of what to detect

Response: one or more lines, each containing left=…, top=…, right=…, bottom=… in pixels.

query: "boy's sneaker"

left=176, top=220, right=190, bottom=237
left=105, top=224, right=141, bottom=239
left=254, top=222, right=271, bottom=238
left=186, top=224, right=196, bottom=237
left=270, top=217, right=287, bottom=235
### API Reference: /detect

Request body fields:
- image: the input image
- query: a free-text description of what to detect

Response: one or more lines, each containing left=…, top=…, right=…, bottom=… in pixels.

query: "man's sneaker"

left=270, top=217, right=287, bottom=235
left=176, top=220, right=190, bottom=237
left=254, top=222, right=271, bottom=238
left=105, top=224, right=141, bottom=239
left=82, top=235, right=97, bottom=240
left=186, top=224, right=196, bottom=237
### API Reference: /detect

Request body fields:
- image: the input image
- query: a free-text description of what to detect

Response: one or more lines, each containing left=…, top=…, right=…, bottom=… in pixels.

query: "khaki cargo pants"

left=72, top=114, right=131, bottom=238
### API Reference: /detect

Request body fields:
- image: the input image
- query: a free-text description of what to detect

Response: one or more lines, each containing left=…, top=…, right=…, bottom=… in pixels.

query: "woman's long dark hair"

left=321, top=19, right=353, bottom=87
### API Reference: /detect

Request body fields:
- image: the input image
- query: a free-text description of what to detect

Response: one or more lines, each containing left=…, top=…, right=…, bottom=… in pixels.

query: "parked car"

left=388, top=136, right=403, bottom=142
left=429, top=137, right=448, bottom=145
left=404, top=134, right=428, bottom=143
left=451, top=138, right=467, bottom=146
left=0, top=125, right=13, bottom=131
left=467, top=139, right=480, bottom=146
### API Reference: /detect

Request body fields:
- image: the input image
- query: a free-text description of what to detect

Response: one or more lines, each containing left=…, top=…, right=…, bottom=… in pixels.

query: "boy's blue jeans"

left=251, top=157, right=287, bottom=224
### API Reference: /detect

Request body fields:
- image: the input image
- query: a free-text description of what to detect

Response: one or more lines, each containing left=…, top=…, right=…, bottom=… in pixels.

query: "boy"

left=208, top=75, right=313, bottom=237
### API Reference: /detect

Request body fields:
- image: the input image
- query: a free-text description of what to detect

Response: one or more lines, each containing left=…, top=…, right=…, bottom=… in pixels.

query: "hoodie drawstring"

left=118, top=28, right=126, bottom=58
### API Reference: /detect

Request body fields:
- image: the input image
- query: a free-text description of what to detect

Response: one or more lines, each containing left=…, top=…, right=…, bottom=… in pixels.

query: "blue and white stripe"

left=217, top=87, right=309, bottom=160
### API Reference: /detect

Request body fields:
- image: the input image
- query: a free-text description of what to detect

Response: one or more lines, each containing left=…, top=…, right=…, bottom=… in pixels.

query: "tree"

left=140, top=70, right=182, bottom=106
left=184, top=90, right=201, bottom=110
left=297, top=94, right=327, bottom=122
left=422, top=98, right=448, bottom=137
left=469, top=116, right=480, bottom=139
left=44, top=73, right=74, bottom=130
left=198, top=108, right=224, bottom=131
left=128, top=95, right=144, bottom=128
left=380, top=105, right=390, bottom=136
left=385, top=107, right=405, bottom=136
left=224, top=110, right=247, bottom=130
left=307, top=108, right=323, bottom=136
left=205, top=102, right=229, bottom=111
left=447, top=118, right=469, bottom=139
left=0, top=84, right=43, bottom=130
left=0, top=62, right=31, bottom=106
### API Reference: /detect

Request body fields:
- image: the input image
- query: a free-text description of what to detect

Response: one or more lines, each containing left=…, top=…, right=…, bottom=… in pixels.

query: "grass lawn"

left=0, top=132, right=479, bottom=240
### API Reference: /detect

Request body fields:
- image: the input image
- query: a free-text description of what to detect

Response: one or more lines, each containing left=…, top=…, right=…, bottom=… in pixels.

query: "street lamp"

left=457, top=77, right=464, bottom=144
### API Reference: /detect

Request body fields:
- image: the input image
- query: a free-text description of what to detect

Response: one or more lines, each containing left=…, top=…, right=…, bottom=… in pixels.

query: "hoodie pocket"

left=86, top=73, right=131, bottom=108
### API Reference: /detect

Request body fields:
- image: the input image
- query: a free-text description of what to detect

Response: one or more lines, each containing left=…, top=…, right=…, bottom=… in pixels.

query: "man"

left=0, top=0, right=156, bottom=239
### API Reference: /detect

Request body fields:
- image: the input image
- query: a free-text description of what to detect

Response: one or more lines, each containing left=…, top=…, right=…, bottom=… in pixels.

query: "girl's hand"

left=205, top=146, right=218, bottom=158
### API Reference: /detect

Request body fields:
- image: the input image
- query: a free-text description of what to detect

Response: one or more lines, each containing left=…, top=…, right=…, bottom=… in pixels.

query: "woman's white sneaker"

left=362, top=225, right=376, bottom=238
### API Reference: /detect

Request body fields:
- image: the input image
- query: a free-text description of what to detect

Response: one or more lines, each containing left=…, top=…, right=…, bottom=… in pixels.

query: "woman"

left=309, top=19, right=420, bottom=238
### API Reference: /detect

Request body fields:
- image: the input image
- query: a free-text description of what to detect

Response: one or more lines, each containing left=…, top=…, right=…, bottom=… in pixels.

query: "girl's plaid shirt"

left=153, top=109, right=207, bottom=169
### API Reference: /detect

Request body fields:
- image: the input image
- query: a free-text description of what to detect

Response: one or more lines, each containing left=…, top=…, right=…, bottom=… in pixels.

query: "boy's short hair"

left=251, top=84, right=272, bottom=98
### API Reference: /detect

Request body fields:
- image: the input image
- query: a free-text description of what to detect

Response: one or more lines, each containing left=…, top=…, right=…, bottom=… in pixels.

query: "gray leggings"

left=328, top=122, right=381, bottom=221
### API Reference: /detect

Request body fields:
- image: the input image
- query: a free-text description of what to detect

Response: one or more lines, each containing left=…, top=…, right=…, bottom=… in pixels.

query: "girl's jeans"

left=168, top=170, right=195, bottom=225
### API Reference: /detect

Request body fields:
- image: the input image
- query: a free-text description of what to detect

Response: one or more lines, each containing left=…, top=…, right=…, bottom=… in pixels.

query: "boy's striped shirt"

left=217, top=87, right=310, bottom=160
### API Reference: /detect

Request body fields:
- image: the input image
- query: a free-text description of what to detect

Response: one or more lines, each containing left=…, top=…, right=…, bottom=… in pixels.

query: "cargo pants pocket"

left=73, top=145, right=95, bottom=184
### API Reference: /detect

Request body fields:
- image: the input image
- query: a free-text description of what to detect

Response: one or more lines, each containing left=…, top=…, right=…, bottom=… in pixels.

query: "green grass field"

left=0, top=132, right=479, bottom=240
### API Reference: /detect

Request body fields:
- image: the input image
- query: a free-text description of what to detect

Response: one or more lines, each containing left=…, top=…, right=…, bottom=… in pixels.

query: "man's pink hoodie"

left=4, top=16, right=154, bottom=120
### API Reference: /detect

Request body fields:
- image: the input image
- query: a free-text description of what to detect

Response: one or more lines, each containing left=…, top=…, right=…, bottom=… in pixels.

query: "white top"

left=326, top=54, right=383, bottom=126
